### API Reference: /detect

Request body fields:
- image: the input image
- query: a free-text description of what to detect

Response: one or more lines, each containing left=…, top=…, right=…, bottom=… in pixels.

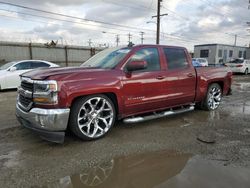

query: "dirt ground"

left=0, top=75, right=250, bottom=188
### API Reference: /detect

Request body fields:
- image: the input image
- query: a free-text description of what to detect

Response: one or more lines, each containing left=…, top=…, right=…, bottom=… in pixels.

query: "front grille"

left=21, top=81, right=33, bottom=92
left=18, top=79, right=34, bottom=111
left=19, top=94, right=32, bottom=108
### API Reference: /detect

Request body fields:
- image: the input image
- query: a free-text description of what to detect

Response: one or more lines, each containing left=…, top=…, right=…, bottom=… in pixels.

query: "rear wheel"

left=202, top=83, right=222, bottom=111
left=69, top=94, right=116, bottom=141
left=244, top=68, right=248, bottom=75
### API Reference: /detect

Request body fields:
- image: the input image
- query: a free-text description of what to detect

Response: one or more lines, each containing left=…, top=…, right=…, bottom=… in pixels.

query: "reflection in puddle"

left=0, top=150, right=20, bottom=168
left=225, top=103, right=250, bottom=115
left=233, top=82, right=250, bottom=92
left=46, top=151, right=250, bottom=188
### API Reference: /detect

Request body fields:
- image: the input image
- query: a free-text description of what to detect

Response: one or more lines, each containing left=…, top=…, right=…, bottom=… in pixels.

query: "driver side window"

left=128, top=48, right=160, bottom=72
left=14, top=62, right=31, bottom=70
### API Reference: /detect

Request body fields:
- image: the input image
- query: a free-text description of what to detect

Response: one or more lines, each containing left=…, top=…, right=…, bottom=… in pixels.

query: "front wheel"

left=69, top=94, right=116, bottom=141
left=202, top=83, right=222, bottom=111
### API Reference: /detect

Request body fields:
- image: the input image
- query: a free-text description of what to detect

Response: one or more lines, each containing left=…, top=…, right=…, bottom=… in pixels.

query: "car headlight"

left=33, top=80, right=58, bottom=105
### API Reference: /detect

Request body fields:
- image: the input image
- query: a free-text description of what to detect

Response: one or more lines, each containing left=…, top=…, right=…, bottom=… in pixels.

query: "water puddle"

left=233, top=82, right=250, bottom=92
left=0, top=149, right=20, bottom=168
left=223, top=103, right=250, bottom=115
left=44, top=151, right=250, bottom=188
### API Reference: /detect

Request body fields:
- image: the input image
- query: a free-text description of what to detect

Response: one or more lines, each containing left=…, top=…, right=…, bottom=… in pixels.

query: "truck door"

left=161, top=47, right=196, bottom=106
left=121, top=47, right=167, bottom=116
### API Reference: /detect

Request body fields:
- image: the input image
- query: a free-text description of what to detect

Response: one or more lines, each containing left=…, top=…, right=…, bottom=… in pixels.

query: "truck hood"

left=21, top=67, right=109, bottom=80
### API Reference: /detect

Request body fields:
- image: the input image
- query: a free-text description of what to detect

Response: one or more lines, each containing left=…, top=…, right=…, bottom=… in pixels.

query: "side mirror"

left=9, top=67, right=17, bottom=72
left=126, top=60, right=147, bottom=72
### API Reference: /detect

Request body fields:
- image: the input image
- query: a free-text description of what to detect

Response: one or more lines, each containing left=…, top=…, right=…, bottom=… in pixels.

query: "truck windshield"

left=81, top=47, right=131, bottom=69
left=229, top=59, right=244, bottom=64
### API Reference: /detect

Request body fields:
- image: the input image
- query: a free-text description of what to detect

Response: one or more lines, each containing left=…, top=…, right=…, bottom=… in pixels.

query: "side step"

left=123, top=105, right=195, bottom=124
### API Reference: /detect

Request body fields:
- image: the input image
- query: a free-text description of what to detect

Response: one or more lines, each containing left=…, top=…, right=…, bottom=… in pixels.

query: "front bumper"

left=16, top=104, right=70, bottom=143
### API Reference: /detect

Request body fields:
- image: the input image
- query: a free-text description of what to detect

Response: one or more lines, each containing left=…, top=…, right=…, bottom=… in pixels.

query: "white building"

left=194, top=44, right=250, bottom=65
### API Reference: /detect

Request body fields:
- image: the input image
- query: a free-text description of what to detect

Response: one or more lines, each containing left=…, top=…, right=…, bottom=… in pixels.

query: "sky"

left=0, top=0, right=249, bottom=51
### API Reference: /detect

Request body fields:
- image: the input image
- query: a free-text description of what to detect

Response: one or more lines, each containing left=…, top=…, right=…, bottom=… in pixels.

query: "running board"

left=123, top=105, right=195, bottom=124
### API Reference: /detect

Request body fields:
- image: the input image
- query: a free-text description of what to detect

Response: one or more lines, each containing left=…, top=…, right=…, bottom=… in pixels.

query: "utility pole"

left=156, top=0, right=161, bottom=44
left=128, top=33, right=132, bottom=43
left=88, top=39, right=92, bottom=47
left=140, top=31, right=145, bottom=44
left=234, top=34, right=237, bottom=46
left=115, top=35, right=120, bottom=47
left=152, top=0, right=168, bottom=44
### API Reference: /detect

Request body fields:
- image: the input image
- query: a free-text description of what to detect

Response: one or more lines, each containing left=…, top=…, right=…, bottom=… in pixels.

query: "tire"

left=202, top=83, right=222, bottom=111
left=69, top=94, right=116, bottom=141
left=244, top=68, right=248, bottom=75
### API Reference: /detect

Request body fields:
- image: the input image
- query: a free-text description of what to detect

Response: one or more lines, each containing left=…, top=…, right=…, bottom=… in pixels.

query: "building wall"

left=194, top=45, right=217, bottom=64
left=194, top=44, right=249, bottom=65
left=247, top=48, right=250, bottom=59
left=0, top=41, right=104, bottom=67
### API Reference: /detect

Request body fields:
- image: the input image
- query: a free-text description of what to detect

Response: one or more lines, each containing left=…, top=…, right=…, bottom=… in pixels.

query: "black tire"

left=69, top=94, right=116, bottom=141
left=201, top=83, right=222, bottom=111
left=244, top=68, right=248, bottom=75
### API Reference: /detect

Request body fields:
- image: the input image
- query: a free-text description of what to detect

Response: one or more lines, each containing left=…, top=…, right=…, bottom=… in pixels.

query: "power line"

left=0, top=8, right=155, bottom=35
left=0, top=1, right=156, bottom=32
left=1, top=1, right=244, bottom=46
left=0, top=8, right=202, bottom=44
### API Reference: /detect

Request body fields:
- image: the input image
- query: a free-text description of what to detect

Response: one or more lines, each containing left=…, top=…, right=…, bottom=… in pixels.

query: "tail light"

left=236, top=64, right=243, bottom=67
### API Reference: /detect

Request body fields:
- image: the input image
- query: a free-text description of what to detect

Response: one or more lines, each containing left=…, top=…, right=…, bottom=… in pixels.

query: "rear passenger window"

left=128, top=48, right=160, bottom=72
left=31, top=62, right=50, bottom=69
left=163, top=48, right=188, bottom=70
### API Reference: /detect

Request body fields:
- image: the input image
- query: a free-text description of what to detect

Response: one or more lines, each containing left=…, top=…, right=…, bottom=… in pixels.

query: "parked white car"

left=0, top=60, right=59, bottom=90
left=192, top=58, right=208, bottom=67
left=226, top=59, right=250, bottom=75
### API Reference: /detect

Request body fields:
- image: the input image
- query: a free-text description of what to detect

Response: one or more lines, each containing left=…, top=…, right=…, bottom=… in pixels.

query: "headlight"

left=33, top=80, right=58, bottom=105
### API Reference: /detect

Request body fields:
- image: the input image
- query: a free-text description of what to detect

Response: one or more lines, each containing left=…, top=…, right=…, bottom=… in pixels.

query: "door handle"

left=156, top=76, right=165, bottom=80
left=187, top=73, right=195, bottom=77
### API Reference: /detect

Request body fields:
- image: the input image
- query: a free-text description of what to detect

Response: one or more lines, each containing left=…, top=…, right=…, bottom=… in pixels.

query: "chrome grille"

left=19, top=94, right=32, bottom=107
left=18, top=78, right=34, bottom=111
left=21, top=81, right=33, bottom=92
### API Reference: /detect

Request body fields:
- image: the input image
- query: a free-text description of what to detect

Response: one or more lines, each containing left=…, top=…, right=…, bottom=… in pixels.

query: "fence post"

left=65, top=46, right=68, bottom=67
left=29, top=43, right=33, bottom=59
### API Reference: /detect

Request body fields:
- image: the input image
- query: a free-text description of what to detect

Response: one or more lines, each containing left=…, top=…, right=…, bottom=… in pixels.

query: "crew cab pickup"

left=16, top=45, right=232, bottom=143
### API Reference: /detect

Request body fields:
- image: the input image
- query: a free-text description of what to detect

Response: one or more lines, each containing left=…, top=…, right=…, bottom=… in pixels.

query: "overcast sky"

left=0, top=0, right=249, bottom=51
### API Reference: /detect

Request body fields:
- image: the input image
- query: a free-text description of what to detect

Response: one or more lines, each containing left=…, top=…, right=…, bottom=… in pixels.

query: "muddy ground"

left=0, top=75, right=250, bottom=188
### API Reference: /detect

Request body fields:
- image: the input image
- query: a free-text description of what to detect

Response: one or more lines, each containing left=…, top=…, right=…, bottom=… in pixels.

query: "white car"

left=192, top=58, right=208, bottom=67
left=0, top=60, right=59, bottom=90
left=226, top=59, right=250, bottom=75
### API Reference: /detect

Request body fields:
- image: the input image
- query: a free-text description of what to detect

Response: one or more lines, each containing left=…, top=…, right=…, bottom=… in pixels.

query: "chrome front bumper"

left=16, top=104, right=70, bottom=143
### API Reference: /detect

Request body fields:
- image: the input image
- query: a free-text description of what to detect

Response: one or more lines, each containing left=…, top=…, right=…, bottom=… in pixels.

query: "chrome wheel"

left=207, top=86, right=222, bottom=110
left=77, top=97, right=114, bottom=138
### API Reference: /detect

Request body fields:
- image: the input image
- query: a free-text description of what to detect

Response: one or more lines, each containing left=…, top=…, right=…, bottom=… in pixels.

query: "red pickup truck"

left=16, top=45, right=232, bottom=143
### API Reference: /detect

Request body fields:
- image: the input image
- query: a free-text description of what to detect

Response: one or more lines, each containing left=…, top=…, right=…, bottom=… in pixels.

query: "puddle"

left=0, top=150, right=20, bottom=168
left=44, top=151, right=250, bottom=188
left=224, top=103, right=250, bottom=115
left=233, top=82, right=250, bottom=92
